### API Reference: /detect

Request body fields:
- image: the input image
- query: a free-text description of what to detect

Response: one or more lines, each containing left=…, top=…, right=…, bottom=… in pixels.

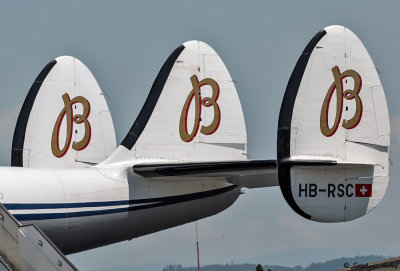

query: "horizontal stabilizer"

left=279, top=158, right=375, bottom=168
left=133, top=160, right=278, bottom=188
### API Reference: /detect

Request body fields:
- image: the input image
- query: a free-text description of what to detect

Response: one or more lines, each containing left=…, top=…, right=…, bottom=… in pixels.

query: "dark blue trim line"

left=277, top=28, right=327, bottom=220
left=5, top=199, right=146, bottom=210
left=12, top=59, right=57, bottom=166
left=121, top=44, right=185, bottom=150
left=9, top=185, right=238, bottom=221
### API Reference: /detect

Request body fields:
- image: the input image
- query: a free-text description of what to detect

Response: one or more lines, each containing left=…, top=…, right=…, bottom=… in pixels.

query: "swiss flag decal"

left=355, top=184, right=372, bottom=197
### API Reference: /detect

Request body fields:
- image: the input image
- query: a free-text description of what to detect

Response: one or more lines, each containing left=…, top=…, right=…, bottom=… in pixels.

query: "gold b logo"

left=320, top=66, right=363, bottom=137
left=51, top=93, right=91, bottom=158
left=179, top=75, right=221, bottom=142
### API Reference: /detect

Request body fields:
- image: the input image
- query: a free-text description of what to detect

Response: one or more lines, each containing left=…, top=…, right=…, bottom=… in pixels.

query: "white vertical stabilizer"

left=12, top=56, right=116, bottom=168
left=277, top=25, right=390, bottom=222
left=103, top=41, right=247, bottom=166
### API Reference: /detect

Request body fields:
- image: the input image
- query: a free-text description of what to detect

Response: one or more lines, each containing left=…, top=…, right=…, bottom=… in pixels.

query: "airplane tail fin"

left=12, top=56, right=116, bottom=168
left=102, top=41, right=247, bottom=166
left=277, top=25, right=390, bottom=222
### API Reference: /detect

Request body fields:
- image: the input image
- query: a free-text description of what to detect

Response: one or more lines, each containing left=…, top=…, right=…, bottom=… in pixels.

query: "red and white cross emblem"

left=355, top=184, right=372, bottom=197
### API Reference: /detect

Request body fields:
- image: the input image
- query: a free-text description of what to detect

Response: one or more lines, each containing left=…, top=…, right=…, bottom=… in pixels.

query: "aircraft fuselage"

left=0, top=166, right=239, bottom=254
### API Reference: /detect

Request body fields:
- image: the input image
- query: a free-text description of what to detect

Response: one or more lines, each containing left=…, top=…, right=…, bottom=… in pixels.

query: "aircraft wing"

left=133, top=160, right=278, bottom=188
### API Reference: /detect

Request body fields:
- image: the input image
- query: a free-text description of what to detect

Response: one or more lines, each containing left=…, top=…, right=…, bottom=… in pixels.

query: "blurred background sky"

left=0, top=1, right=400, bottom=270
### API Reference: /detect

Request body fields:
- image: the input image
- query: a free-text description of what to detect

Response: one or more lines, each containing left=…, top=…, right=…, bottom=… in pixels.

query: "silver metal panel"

left=0, top=204, right=78, bottom=271
left=0, top=257, right=13, bottom=271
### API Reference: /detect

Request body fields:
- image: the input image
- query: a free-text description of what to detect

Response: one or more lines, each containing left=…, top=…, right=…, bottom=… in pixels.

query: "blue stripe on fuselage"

left=7, top=185, right=238, bottom=221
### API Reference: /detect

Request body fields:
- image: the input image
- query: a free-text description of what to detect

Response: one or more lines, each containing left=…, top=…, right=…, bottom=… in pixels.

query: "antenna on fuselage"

left=195, top=221, right=200, bottom=271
